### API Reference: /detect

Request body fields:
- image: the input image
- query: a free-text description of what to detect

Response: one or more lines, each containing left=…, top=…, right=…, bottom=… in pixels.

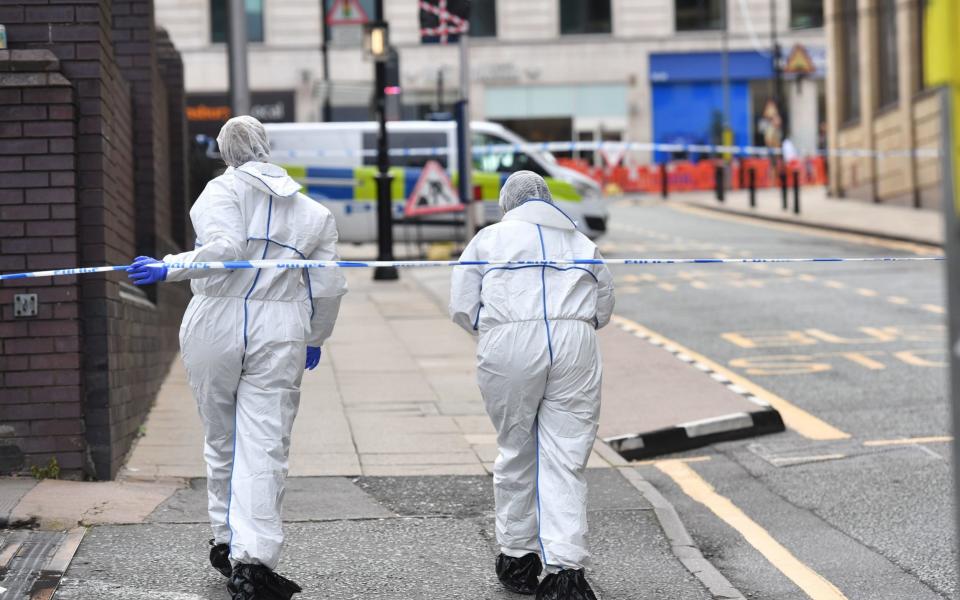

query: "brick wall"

left=0, top=0, right=191, bottom=479
left=0, top=49, right=84, bottom=473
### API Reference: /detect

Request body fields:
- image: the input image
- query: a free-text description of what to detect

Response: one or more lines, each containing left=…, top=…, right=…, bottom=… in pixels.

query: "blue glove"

left=305, top=346, right=322, bottom=370
left=127, top=256, right=167, bottom=286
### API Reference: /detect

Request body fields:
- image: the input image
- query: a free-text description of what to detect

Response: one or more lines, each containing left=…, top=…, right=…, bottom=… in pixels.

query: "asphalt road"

left=602, top=200, right=954, bottom=599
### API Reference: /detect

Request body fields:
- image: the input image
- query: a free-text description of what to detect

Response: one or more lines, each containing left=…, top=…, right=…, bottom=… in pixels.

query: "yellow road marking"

left=774, top=267, right=794, bottom=276
left=669, top=204, right=942, bottom=256
left=658, top=282, right=677, bottom=292
left=887, top=296, right=910, bottom=305
left=752, top=264, right=770, bottom=271
left=922, top=304, right=946, bottom=315
left=691, top=280, right=709, bottom=290
left=798, top=273, right=817, bottom=282
left=836, top=352, right=886, bottom=370
left=613, top=315, right=849, bottom=440
left=656, top=460, right=849, bottom=600
left=864, top=436, right=952, bottom=447
left=824, top=280, right=846, bottom=289
left=856, top=288, right=878, bottom=297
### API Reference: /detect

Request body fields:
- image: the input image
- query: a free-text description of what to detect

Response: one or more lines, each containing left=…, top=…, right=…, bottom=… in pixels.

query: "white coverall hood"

left=449, top=203, right=615, bottom=572
left=502, top=199, right=578, bottom=231
left=234, top=162, right=302, bottom=199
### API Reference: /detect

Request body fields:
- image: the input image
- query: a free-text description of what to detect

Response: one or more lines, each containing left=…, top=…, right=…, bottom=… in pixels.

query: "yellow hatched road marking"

left=923, top=304, right=946, bottom=314
left=656, top=460, right=849, bottom=600
left=612, top=315, right=849, bottom=440
left=798, top=274, right=817, bottom=282
left=856, top=288, right=878, bottom=297
left=863, top=436, right=952, bottom=447
left=658, top=282, right=677, bottom=292
left=824, top=280, right=846, bottom=289
left=888, top=296, right=910, bottom=305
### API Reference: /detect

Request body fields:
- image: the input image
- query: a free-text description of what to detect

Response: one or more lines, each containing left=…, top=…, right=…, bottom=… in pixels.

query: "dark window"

left=791, top=0, right=823, bottom=29
left=211, top=0, right=264, bottom=44
left=362, top=132, right=449, bottom=168
left=675, top=0, right=726, bottom=31
left=840, top=0, right=860, bottom=122
left=877, top=0, right=899, bottom=108
left=560, top=0, right=612, bottom=35
left=472, top=133, right=547, bottom=177
left=470, top=0, right=496, bottom=37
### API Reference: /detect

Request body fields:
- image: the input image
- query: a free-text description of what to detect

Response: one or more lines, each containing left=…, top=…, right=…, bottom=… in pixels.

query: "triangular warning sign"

left=405, top=161, right=463, bottom=217
left=327, top=0, right=369, bottom=26
left=784, top=44, right=815, bottom=75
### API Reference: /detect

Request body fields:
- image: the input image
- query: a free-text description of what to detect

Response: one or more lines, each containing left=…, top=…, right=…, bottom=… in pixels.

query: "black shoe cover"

left=496, top=552, right=542, bottom=595
left=536, top=569, right=598, bottom=600
left=209, top=539, right=232, bottom=577
left=228, top=563, right=302, bottom=600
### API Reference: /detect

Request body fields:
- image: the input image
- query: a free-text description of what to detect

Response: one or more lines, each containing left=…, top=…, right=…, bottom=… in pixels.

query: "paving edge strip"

left=604, top=409, right=785, bottom=461
left=675, top=200, right=943, bottom=249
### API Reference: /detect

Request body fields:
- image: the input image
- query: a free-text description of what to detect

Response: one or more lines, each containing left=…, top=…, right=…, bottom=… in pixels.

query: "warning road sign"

left=327, top=0, right=369, bottom=26
left=405, top=161, right=463, bottom=217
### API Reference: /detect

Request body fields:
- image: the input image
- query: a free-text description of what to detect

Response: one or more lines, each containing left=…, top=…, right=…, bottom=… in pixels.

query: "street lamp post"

left=366, top=8, right=398, bottom=281
left=770, top=0, right=787, bottom=139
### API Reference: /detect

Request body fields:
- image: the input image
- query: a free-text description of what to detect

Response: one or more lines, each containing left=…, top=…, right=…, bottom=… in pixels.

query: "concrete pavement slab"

left=11, top=479, right=181, bottom=528
left=0, top=477, right=37, bottom=526
left=59, top=471, right=712, bottom=599
left=147, top=477, right=394, bottom=524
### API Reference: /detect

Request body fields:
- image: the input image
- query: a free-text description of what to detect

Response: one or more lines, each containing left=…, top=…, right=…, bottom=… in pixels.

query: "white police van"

left=263, top=120, right=608, bottom=243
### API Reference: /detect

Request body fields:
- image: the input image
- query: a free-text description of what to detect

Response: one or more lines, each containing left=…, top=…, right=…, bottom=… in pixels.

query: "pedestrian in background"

left=127, top=115, right=347, bottom=600
left=449, top=171, right=615, bottom=600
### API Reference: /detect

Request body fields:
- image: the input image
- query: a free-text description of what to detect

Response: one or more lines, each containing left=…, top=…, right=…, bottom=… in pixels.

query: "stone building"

left=0, top=0, right=191, bottom=479
left=155, top=0, right=827, bottom=160
left=825, top=0, right=941, bottom=207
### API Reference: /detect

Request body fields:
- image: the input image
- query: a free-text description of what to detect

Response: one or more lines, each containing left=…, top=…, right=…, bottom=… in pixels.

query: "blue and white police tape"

left=0, top=256, right=945, bottom=282
left=263, top=141, right=940, bottom=161
left=194, top=134, right=940, bottom=162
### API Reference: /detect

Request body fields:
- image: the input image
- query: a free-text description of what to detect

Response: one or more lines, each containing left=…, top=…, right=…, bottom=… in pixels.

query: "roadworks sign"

left=404, top=160, right=463, bottom=217
left=327, top=0, right=369, bottom=25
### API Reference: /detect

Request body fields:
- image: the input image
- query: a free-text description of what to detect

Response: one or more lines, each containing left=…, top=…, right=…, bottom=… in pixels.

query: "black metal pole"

left=780, top=168, right=788, bottom=210
left=715, top=163, right=725, bottom=203
left=770, top=0, right=787, bottom=139
left=793, top=169, right=801, bottom=214
left=749, top=168, right=756, bottom=208
left=373, top=0, right=397, bottom=281
left=660, top=162, right=669, bottom=199
left=321, top=0, right=332, bottom=122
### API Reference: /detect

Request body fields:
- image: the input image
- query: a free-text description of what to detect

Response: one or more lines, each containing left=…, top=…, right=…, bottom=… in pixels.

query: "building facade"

left=825, top=0, right=941, bottom=208
left=155, top=0, right=827, bottom=161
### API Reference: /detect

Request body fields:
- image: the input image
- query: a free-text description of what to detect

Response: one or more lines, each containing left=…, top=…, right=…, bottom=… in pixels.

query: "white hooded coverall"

left=164, top=161, right=347, bottom=569
left=449, top=199, right=615, bottom=571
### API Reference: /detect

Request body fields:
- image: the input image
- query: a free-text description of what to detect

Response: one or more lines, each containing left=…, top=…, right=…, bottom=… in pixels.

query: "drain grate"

left=0, top=529, right=81, bottom=600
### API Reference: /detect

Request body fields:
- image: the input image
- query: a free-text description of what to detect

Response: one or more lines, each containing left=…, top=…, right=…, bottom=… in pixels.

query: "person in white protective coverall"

left=449, top=171, right=614, bottom=600
left=127, top=116, right=346, bottom=600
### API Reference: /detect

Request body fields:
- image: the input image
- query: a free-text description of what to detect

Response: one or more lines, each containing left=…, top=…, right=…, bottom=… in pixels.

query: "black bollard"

left=715, top=164, right=725, bottom=202
left=793, top=169, right=801, bottom=214
left=780, top=168, right=788, bottom=210
left=660, top=163, right=669, bottom=199
left=749, top=168, right=756, bottom=208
